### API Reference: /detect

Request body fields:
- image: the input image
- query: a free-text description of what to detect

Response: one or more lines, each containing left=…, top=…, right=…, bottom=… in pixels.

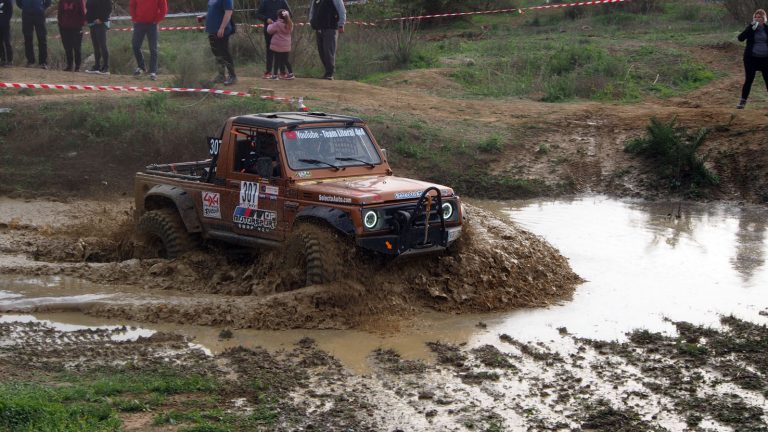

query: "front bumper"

left=356, top=226, right=462, bottom=256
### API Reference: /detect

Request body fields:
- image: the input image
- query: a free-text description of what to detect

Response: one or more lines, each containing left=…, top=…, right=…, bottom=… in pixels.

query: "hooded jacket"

left=738, top=24, right=768, bottom=59
left=16, top=0, right=51, bottom=16
left=58, top=0, right=86, bottom=29
left=267, top=18, right=291, bottom=52
left=130, top=0, right=167, bottom=24
left=86, top=0, right=111, bottom=24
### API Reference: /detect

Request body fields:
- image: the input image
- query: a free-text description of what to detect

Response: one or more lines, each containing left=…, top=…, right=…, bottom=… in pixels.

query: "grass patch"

left=625, top=117, right=719, bottom=194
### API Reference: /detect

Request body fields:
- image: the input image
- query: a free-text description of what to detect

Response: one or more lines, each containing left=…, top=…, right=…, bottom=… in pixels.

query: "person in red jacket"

left=58, top=0, right=85, bottom=71
left=129, top=0, right=166, bottom=81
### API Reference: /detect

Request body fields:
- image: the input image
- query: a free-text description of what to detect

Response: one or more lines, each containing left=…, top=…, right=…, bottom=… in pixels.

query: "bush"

left=723, top=0, right=768, bottom=23
left=625, top=117, right=719, bottom=191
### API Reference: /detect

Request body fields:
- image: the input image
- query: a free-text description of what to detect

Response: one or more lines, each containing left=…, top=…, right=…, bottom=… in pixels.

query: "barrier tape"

left=0, top=82, right=310, bottom=111
left=102, top=0, right=626, bottom=33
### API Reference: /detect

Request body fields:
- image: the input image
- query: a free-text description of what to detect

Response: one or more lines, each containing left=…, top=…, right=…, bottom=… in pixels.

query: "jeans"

left=59, top=27, right=82, bottom=69
left=132, top=22, right=158, bottom=73
left=0, top=22, right=11, bottom=64
left=89, top=23, right=109, bottom=71
left=21, top=13, right=46, bottom=65
left=315, top=29, right=337, bottom=77
left=208, top=33, right=235, bottom=77
left=741, top=55, right=768, bottom=100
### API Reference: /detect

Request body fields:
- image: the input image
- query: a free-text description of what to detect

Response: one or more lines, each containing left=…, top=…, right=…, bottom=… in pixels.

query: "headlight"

left=442, top=202, right=454, bottom=220
left=363, top=210, right=378, bottom=229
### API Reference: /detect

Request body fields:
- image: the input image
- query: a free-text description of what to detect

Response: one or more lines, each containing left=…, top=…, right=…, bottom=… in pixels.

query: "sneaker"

left=736, top=98, right=747, bottom=109
left=324, top=75, right=334, bottom=80
left=133, top=67, right=144, bottom=77
left=39, top=63, right=48, bottom=70
left=223, top=76, right=238, bottom=86
left=268, top=74, right=279, bottom=80
left=85, top=66, right=100, bottom=74
left=1, top=61, right=11, bottom=67
left=98, top=69, right=110, bottom=75
left=149, top=73, right=157, bottom=81
left=63, top=65, right=73, bottom=72
left=262, top=71, right=272, bottom=79
left=213, top=73, right=226, bottom=84
left=284, top=72, right=295, bottom=80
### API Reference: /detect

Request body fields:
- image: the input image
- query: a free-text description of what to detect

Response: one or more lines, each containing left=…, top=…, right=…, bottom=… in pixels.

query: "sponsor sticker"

left=296, top=171, right=311, bottom=179
left=263, top=185, right=279, bottom=195
left=202, top=191, right=221, bottom=219
left=239, top=181, right=259, bottom=210
left=318, top=195, right=352, bottom=204
left=395, top=190, right=424, bottom=200
left=284, top=131, right=297, bottom=139
left=233, top=207, right=278, bottom=232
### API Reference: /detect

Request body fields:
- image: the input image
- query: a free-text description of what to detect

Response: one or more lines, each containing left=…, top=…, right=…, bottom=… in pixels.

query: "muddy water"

left=2, top=196, right=767, bottom=373
left=472, top=195, right=768, bottom=343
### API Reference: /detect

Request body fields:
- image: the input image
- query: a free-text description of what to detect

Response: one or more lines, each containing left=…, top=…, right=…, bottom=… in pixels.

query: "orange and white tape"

left=0, top=82, right=310, bottom=111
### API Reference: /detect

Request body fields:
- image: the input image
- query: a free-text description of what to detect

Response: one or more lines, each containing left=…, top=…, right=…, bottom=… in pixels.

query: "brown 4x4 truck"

left=134, top=112, right=463, bottom=285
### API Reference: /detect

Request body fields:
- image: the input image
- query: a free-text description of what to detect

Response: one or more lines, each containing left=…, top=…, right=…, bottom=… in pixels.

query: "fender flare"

left=295, top=206, right=355, bottom=236
left=144, top=185, right=202, bottom=233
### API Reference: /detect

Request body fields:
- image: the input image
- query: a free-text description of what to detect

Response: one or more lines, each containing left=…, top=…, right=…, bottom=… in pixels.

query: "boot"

left=736, top=98, right=747, bottom=109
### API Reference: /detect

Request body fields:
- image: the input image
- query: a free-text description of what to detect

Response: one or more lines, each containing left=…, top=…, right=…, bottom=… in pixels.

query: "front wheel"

left=136, top=209, right=196, bottom=258
left=283, top=222, right=346, bottom=288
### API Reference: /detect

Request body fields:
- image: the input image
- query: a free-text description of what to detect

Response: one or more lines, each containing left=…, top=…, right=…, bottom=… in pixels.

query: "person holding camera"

left=737, top=9, right=768, bottom=109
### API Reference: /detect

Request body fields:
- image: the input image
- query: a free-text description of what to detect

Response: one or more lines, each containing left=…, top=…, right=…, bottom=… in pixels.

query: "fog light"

left=442, top=202, right=454, bottom=220
left=363, top=210, right=378, bottom=229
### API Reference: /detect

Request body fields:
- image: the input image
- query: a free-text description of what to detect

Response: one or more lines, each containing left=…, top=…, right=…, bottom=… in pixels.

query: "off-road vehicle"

left=134, top=112, right=463, bottom=285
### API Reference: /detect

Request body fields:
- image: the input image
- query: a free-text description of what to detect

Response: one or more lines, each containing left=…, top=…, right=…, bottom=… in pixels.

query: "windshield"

left=282, top=127, right=382, bottom=171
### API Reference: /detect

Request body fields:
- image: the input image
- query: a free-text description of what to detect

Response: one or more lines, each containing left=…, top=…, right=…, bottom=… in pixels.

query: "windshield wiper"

left=336, top=157, right=375, bottom=168
left=298, top=158, right=341, bottom=171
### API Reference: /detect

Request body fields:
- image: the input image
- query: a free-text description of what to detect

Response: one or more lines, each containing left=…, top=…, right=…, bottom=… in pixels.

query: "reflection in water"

left=732, top=214, right=766, bottom=282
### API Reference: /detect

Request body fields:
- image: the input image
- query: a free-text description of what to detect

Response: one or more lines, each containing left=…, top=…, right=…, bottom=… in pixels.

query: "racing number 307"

left=240, top=181, right=259, bottom=210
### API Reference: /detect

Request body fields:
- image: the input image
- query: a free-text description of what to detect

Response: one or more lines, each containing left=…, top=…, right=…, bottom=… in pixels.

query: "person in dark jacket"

left=130, top=0, right=167, bottom=81
left=309, top=0, right=345, bottom=80
left=205, top=0, right=236, bottom=85
left=58, top=0, right=85, bottom=71
left=16, top=0, right=52, bottom=68
left=255, top=0, right=290, bottom=79
left=737, top=9, right=768, bottom=109
left=0, top=0, right=13, bottom=66
left=85, top=0, right=111, bottom=74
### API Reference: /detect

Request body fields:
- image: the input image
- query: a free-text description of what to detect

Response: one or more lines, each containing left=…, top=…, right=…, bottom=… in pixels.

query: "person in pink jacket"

left=266, top=9, right=294, bottom=80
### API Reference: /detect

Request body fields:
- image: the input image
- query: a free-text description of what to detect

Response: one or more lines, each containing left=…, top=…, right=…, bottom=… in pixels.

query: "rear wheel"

left=284, top=222, right=346, bottom=287
left=136, top=209, right=196, bottom=258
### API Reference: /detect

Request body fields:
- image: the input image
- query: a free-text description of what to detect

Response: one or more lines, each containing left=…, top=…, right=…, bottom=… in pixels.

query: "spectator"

left=16, top=0, right=51, bottom=69
left=255, top=0, right=290, bottom=80
left=130, top=0, right=167, bottom=81
left=85, top=0, right=111, bottom=74
left=309, top=0, right=345, bottom=80
left=0, top=0, right=12, bottom=66
left=737, top=9, right=768, bottom=109
left=57, top=0, right=85, bottom=72
left=205, top=0, right=236, bottom=85
left=267, top=9, right=294, bottom=80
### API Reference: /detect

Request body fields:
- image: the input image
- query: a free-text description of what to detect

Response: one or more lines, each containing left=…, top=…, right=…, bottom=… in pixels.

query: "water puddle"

left=2, top=196, right=767, bottom=373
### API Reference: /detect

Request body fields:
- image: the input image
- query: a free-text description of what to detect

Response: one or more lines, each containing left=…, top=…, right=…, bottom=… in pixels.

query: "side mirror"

left=256, top=157, right=273, bottom=179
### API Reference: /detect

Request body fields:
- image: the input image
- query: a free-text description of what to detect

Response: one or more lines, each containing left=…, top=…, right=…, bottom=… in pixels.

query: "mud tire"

left=136, top=209, right=196, bottom=258
left=284, top=223, right=346, bottom=287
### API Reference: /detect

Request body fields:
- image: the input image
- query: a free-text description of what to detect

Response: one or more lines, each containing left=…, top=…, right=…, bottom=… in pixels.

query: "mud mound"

left=1, top=203, right=581, bottom=330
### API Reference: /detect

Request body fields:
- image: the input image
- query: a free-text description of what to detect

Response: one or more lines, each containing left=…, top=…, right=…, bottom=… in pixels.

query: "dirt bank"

left=0, top=199, right=581, bottom=330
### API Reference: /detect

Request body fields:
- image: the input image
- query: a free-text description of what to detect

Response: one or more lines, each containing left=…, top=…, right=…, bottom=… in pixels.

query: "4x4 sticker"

left=202, top=192, right=221, bottom=219
left=233, top=207, right=277, bottom=232
left=395, top=191, right=423, bottom=200
left=239, top=181, right=259, bottom=210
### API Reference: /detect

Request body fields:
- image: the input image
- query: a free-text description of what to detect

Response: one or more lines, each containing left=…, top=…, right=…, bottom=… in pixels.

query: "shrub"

left=723, top=0, right=768, bottom=23
left=625, top=117, right=719, bottom=191
left=479, top=135, right=503, bottom=153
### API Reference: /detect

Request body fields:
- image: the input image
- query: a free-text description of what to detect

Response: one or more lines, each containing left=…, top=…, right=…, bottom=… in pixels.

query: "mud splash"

left=0, top=200, right=581, bottom=330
